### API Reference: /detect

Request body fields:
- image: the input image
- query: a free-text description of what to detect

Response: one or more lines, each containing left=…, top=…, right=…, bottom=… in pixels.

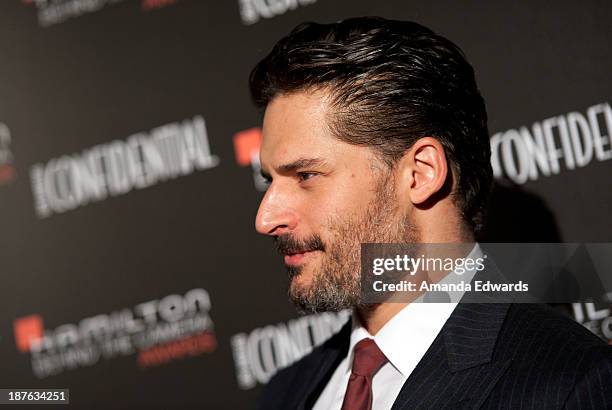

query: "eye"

left=297, top=172, right=318, bottom=182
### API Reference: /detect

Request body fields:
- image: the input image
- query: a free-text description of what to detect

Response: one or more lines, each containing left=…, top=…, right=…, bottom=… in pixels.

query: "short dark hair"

left=249, top=16, right=492, bottom=234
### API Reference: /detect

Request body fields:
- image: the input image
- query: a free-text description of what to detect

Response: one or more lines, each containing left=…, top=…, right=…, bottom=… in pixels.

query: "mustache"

left=274, top=234, right=326, bottom=255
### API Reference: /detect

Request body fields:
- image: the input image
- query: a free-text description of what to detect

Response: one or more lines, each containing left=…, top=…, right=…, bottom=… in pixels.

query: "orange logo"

left=14, top=315, right=44, bottom=353
left=233, top=128, right=262, bottom=166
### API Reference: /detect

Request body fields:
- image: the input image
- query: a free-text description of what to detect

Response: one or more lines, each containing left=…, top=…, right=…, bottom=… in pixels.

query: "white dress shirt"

left=313, top=244, right=481, bottom=410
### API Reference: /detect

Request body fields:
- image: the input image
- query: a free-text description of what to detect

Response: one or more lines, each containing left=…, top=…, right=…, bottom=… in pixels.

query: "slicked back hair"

left=249, top=16, right=492, bottom=235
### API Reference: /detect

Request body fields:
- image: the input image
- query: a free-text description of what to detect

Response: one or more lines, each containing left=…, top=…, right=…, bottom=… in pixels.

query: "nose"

left=255, top=183, right=298, bottom=236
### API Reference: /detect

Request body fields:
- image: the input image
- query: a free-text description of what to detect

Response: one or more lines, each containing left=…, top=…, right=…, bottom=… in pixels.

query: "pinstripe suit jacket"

left=257, top=302, right=612, bottom=409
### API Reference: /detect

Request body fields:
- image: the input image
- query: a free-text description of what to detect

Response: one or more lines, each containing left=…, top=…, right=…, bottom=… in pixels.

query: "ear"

left=397, top=137, right=449, bottom=205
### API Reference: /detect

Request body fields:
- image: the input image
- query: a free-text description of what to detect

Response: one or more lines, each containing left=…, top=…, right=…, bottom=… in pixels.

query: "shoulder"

left=492, top=303, right=612, bottom=406
left=500, top=303, right=607, bottom=351
left=564, top=350, right=612, bottom=408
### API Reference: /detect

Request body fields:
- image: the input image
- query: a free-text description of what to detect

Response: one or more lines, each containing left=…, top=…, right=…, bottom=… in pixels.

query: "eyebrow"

left=278, top=157, right=328, bottom=173
left=260, top=157, right=328, bottom=180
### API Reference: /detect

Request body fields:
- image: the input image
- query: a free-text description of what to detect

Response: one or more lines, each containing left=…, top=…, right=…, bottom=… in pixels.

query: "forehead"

left=260, top=90, right=341, bottom=165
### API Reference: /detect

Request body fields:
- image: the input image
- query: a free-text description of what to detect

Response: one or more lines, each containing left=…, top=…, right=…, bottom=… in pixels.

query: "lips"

left=284, top=250, right=319, bottom=265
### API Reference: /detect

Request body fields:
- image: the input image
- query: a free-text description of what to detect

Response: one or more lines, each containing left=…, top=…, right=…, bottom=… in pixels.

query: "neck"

left=357, top=224, right=474, bottom=335
left=355, top=303, right=408, bottom=335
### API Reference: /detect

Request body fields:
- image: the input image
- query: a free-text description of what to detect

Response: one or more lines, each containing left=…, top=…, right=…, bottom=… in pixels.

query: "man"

left=250, top=17, right=612, bottom=409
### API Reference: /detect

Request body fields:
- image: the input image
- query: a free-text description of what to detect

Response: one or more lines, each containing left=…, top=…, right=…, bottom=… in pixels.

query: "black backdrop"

left=0, top=1, right=610, bottom=409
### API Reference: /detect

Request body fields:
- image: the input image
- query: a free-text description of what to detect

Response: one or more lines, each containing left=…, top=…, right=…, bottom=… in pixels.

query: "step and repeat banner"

left=0, top=0, right=610, bottom=408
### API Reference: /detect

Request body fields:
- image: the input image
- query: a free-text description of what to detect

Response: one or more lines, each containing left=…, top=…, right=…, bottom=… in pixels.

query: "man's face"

left=256, top=90, right=418, bottom=313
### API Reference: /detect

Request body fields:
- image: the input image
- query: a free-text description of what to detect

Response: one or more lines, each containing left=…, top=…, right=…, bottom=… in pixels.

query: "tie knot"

left=350, top=338, right=387, bottom=377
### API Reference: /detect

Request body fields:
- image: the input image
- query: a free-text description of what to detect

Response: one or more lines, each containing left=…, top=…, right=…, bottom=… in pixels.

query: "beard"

left=274, top=170, right=420, bottom=314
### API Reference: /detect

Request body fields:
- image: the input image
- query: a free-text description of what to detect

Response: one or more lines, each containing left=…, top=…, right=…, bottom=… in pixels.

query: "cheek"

left=318, top=187, right=377, bottom=239
left=327, top=178, right=378, bottom=217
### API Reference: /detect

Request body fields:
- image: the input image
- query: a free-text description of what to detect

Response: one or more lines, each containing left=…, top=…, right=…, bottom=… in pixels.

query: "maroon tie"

left=341, top=338, right=388, bottom=410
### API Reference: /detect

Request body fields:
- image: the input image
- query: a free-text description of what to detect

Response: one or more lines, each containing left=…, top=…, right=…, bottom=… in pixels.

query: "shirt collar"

left=347, top=243, right=481, bottom=377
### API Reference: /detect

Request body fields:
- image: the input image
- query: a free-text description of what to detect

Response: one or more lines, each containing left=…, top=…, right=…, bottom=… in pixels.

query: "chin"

left=288, top=269, right=315, bottom=292
left=290, top=269, right=313, bottom=286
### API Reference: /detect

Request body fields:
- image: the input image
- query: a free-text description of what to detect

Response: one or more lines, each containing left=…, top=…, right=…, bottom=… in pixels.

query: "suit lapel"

left=391, top=302, right=512, bottom=409
left=288, top=320, right=351, bottom=410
